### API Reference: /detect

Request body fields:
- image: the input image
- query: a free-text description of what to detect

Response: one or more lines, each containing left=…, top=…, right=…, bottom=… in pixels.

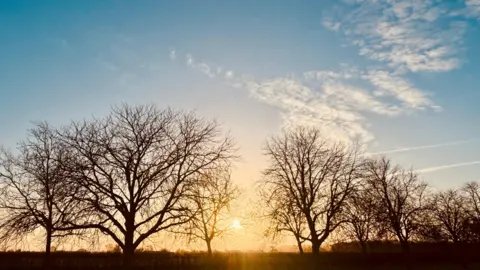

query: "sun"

left=231, top=219, right=243, bottom=229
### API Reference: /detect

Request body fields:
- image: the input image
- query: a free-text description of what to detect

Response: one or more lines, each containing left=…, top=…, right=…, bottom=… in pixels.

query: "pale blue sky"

left=1, top=0, right=480, bottom=190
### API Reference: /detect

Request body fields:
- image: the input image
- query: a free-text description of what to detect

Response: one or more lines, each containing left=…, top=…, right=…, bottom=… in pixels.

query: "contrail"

left=366, top=138, right=480, bottom=156
left=417, top=161, right=480, bottom=174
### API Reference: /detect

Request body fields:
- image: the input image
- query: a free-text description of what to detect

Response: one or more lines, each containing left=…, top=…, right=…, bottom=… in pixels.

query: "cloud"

left=172, top=51, right=444, bottom=144
left=363, top=70, right=437, bottom=110
left=465, top=0, right=480, bottom=18
left=322, top=19, right=341, bottom=32
left=320, top=82, right=402, bottom=116
left=303, top=67, right=443, bottom=113
left=184, top=54, right=216, bottom=78
left=172, top=0, right=478, bottom=145
left=367, top=138, right=480, bottom=155
left=170, top=1, right=473, bottom=145
left=225, top=70, right=234, bottom=79
left=243, top=77, right=374, bottom=143
left=417, top=161, right=480, bottom=174
left=169, top=49, right=176, bottom=60
left=325, top=0, right=467, bottom=73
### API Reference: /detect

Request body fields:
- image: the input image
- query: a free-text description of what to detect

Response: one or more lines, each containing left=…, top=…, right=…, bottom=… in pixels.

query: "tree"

left=261, top=127, right=362, bottom=255
left=58, top=104, right=235, bottom=266
left=430, top=190, right=470, bottom=244
left=261, top=185, right=308, bottom=254
left=341, top=186, right=377, bottom=253
left=181, top=168, right=239, bottom=255
left=0, top=122, right=79, bottom=267
left=363, top=157, right=428, bottom=252
left=462, top=182, right=480, bottom=242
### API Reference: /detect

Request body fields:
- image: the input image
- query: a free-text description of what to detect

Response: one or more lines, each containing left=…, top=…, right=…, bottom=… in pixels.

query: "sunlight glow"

left=231, top=219, right=243, bottom=229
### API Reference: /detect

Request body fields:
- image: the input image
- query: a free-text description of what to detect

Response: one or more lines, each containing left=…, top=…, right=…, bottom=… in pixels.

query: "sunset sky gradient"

left=1, top=0, right=480, bottom=250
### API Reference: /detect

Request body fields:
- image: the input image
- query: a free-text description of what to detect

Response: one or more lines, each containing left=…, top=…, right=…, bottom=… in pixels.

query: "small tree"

left=261, top=127, right=362, bottom=255
left=341, top=186, right=377, bottom=253
left=463, top=182, right=480, bottom=242
left=58, top=104, right=235, bottom=266
left=464, top=182, right=480, bottom=218
left=261, top=186, right=308, bottom=254
left=0, top=122, right=79, bottom=266
left=430, top=190, right=470, bottom=244
left=182, top=168, right=239, bottom=255
left=363, top=157, right=428, bottom=252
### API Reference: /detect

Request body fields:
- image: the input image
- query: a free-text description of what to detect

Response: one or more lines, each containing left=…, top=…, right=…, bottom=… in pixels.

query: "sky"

left=1, top=0, right=480, bottom=250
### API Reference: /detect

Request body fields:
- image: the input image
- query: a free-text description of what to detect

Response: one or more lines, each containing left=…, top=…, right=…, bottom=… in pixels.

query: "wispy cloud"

left=184, top=53, right=217, bottom=78
left=172, top=51, right=442, bottom=144
left=171, top=0, right=477, bottom=145
left=464, top=0, right=480, bottom=18
left=417, top=161, right=480, bottom=174
left=363, top=70, right=438, bottom=111
left=169, top=49, right=176, bottom=60
left=367, top=138, right=480, bottom=155
left=325, top=0, right=467, bottom=74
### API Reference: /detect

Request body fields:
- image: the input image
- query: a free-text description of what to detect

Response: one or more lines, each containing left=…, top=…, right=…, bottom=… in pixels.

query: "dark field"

left=2, top=251, right=480, bottom=270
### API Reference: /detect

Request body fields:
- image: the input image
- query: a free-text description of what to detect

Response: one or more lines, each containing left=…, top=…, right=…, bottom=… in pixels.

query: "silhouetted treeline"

left=258, top=127, right=480, bottom=254
left=0, top=104, right=238, bottom=268
left=1, top=103, right=480, bottom=269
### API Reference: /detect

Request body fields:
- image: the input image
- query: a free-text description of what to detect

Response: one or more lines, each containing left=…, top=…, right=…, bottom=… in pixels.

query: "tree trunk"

left=400, top=240, right=410, bottom=253
left=43, top=226, right=52, bottom=269
left=306, top=216, right=320, bottom=255
left=295, top=235, right=304, bottom=254
left=311, top=239, right=321, bottom=256
left=206, top=239, right=213, bottom=256
left=359, top=240, right=368, bottom=253
left=122, top=244, right=135, bottom=269
left=122, top=220, right=136, bottom=269
left=122, top=211, right=137, bottom=268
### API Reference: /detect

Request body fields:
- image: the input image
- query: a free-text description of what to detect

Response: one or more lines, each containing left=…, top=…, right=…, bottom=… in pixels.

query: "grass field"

left=1, top=251, right=480, bottom=270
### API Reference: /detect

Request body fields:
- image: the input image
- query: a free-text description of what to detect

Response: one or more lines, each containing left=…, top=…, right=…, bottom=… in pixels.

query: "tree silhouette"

left=463, top=182, right=480, bottom=242
left=58, top=104, right=235, bottom=266
left=430, top=190, right=470, bottom=243
left=261, top=184, right=308, bottom=254
left=261, top=127, right=362, bottom=255
left=341, top=185, right=377, bottom=253
left=180, top=167, right=239, bottom=255
left=363, top=157, right=428, bottom=253
left=0, top=122, right=79, bottom=267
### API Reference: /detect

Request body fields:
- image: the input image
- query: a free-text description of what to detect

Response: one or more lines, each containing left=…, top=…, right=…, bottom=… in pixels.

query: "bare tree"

left=430, top=190, right=470, bottom=244
left=464, top=182, right=480, bottom=218
left=463, top=182, right=480, bottom=242
left=181, top=168, right=239, bottom=255
left=363, top=157, right=428, bottom=252
left=58, top=104, right=235, bottom=266
left=261, top=186, right=308, bottom=254
left=261, top=127, right=362, bottom=255
left=341, top=186, right=377, bottom=253
left=0, top=122, right=79, bottom=266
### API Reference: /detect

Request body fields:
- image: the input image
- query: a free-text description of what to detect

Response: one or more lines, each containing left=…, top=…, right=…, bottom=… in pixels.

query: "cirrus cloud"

left=171, top=50, right=440, bottom=144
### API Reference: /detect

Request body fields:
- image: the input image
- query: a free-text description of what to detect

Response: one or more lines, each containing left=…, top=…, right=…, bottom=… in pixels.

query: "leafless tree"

left=180, top=168, right=239, bottom=255
left=261, top=127, right=362, bottom=255
left=261, top=185, right=308, bottom=254
left=341, top=186, right=377, bottom=253
left=462, top=182, right=480, bottom=242
left=430, top=190, right=470, bottom=244
left=363, top=157, right=428, bottom=252
left=464, top=182, right=480, bottom=218
left=57, top=104, right=235, bottom=266
left=0, top=122, right=79, bottom=266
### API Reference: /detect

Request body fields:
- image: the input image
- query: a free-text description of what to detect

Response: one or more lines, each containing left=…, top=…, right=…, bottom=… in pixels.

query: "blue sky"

left=2, top=0, right=480, bottom=190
